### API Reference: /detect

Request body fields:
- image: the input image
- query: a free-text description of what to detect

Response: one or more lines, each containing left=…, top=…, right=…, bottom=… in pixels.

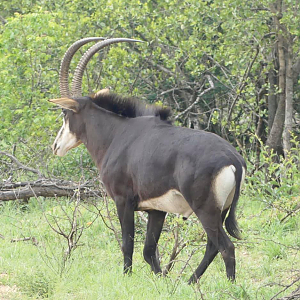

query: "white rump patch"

left=214, top=165, right=237, bottom=211
left=138, top=189, right=193, bottom=219
left=213, top=165, right=246, bottom=211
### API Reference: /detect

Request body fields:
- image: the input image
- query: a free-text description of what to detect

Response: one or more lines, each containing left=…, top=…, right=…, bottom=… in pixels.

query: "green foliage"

left=1, top=0, right=299, bottom=162
left=18, top=270, right=54, bottom=298
left=0, top=12, right=61, bottom=168
left=246, top=137, right=300, bottom=214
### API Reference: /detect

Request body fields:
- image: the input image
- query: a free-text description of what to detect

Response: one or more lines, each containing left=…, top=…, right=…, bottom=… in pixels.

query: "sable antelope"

left=49, top=37, right=246, bottom=283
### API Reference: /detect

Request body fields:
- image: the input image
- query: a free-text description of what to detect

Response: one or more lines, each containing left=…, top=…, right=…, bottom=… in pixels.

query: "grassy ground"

left=0, top=193, right=299, bottom=300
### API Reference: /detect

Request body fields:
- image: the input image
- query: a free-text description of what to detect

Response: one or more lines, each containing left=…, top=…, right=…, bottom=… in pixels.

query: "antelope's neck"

left=80, top=108, right=125, bottom=168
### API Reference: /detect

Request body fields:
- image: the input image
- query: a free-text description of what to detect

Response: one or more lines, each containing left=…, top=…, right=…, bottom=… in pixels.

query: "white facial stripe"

left=55, top=117, right=66, bottom=141
left=52, top=117, right=81, bottom=156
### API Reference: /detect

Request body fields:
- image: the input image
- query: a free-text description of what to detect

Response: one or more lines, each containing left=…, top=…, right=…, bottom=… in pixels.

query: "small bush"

left=246, top=137, right=300, bottom=216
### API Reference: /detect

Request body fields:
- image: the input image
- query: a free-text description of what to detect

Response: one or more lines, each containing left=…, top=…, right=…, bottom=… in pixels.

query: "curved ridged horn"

left=59, top=37, right=105, bottom=97
left=71, top=38, right=143, bottom=97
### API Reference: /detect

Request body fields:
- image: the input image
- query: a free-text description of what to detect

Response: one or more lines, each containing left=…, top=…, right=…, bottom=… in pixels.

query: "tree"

left=266, top=0, right=300, bottom=156
left=0, top=0, right=299, bottom=171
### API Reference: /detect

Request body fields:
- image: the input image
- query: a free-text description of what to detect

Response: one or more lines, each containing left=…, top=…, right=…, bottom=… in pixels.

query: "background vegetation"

left=0, top=0, right=299, bottom=299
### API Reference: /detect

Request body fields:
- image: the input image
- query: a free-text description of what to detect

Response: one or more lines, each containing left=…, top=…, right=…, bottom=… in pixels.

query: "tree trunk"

left=266, top=2, right=286, bottom=154
left=266, top=30, right=286, bottom=154
left=282, top=39, right=294, bottom=155
left=268, top=68, right=277, bottom=131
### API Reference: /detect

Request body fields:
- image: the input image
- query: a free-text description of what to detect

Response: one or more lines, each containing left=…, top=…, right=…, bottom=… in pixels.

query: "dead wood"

left=271, top=276, right=300, bottom=300
left=11, top=236, right=38, bottom=246
left=0, top=151, right=102, bottom=202
left=0, top=180, right=102, bottom=201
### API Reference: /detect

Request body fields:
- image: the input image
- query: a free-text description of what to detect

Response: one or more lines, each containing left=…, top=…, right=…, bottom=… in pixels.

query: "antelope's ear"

left=48, top=98, right=80, bottom=112
left=93, top=88, right=110, bottom=98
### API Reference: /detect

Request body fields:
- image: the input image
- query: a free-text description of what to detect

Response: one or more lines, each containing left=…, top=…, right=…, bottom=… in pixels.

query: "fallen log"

left=0, top=151, right=102, bottom=202
left=0, top=181, right=102, bottom=201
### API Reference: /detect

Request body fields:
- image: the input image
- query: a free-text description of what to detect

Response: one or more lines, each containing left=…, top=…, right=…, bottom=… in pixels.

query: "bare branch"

left=0, top=15, right=7, bottom=25
left=270, top=276, right=300, bottom=300
left=174, top=75, right=214, bottom=120
left=159, top=86, right=192, bottom=97
left=0, top=151, right=42, bottom=177
left=145, top=57, right=176, bottom=77
left=163, top=225, right=187, bottom=276
left=103, top=189, right=122, bottom=249
left=227, top=45, right=260, bottom=123
left=11, top=236, right=38, bottom=246
left=205, top=53, right=234, bottom=89
left=280, top=204, right=300, bottom=223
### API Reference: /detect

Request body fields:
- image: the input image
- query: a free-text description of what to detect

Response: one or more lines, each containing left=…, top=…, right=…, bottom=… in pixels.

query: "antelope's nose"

left=52, top=142, right=58, bottom=154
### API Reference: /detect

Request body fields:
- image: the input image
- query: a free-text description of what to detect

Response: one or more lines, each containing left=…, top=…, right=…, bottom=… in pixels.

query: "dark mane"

left=91, top=93, right=172, bottom=121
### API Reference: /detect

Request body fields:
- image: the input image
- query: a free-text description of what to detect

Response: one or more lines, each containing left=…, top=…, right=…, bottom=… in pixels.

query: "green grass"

left=0, top=195, right=299, bottom=300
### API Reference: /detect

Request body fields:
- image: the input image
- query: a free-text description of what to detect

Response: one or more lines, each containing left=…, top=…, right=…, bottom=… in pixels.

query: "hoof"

left=188, top=274, right=198, bottom=285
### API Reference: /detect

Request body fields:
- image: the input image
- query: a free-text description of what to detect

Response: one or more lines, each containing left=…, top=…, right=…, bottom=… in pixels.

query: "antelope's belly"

left=138, top=189, right=193, bottom=219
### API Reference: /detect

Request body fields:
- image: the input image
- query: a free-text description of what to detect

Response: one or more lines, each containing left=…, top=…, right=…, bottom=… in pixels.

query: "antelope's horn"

left=59, top=37, right=105, bottom=98
left=71, top=38, right=143, bottom=97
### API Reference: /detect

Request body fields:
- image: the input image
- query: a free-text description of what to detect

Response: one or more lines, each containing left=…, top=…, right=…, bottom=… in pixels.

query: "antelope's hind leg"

left=188, top=209, right=230, bottom=284
left=143, top=210, right=166, bottom=274
left=189, top=205, right=235, bottom=283
left=188, top=236, right=219, bottom=284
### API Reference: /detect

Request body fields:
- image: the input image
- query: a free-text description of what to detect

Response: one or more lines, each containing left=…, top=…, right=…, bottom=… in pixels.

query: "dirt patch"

left=0, top=274, right=19, bottom=300
left=0, top=285, right=18, bottom=300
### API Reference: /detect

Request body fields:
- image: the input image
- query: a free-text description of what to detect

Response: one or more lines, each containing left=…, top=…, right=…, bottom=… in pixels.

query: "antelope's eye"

left=62, top=109, right=67, bottom=116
